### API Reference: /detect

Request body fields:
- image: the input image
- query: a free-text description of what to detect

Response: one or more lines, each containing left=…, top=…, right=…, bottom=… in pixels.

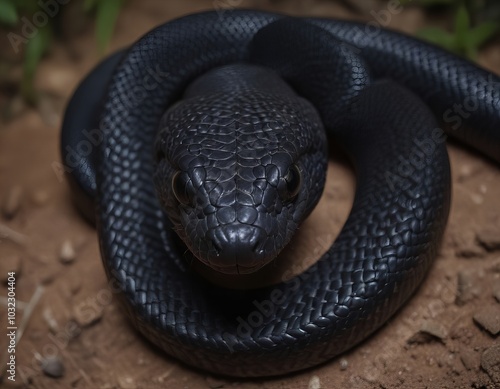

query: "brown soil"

left=1, top=1, right=500, bottom=388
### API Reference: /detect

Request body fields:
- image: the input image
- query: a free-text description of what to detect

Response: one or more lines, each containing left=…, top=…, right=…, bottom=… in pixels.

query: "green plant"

left=399, top=0, right=499, bottom=59
left=0, top=0, right=126, bottom=105
left=84, top=0, right=126, bottom=54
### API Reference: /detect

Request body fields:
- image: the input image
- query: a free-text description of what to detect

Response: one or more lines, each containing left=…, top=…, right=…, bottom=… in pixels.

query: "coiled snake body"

left=61, top=10, right=500, bottom=377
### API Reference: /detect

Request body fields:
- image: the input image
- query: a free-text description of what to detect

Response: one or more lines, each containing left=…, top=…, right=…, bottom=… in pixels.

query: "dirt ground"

left=1, top=1, right=500, bottom=388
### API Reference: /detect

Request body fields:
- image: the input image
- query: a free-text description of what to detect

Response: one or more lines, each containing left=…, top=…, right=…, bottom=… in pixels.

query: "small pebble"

left=481, top=343, right=500, bottom=384
left=455, top=271, right=481, bottom=306
left=455, top=244, right=486, bottom=259
left=308, top=375, right=321, bottom=389
left=459, top=348, right=479, bottom=371
left=473, top=306, right=500, bottom=335
left=118, top=376, right=136, bottom=389
left=476, top=225, right=500, bottom=251
left=339, top=358, right=348, bottom=370
left=60, top=240, right=76, bottom=264
left=470, top=193, right=484, bottom=205
left=453, top=230, right=485, bottom=258
left=408, top=320, right=447, bottom=344
left=41, top=355, right=65, bottom=378
left=3, top=186, right=23, bottom=219
left=420, top=320, right=448, bottom=341
left=458, top=164, right=473, bottom=181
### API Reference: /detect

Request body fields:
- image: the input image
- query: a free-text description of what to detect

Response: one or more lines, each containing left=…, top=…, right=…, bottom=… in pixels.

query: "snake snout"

left=207, top=224, right=271, bottom=274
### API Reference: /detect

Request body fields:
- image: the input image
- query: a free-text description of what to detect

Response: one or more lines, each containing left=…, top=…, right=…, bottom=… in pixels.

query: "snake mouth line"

left=200, top=261, right=267, bottom=275
left=192, top=224, right=275, bottom=274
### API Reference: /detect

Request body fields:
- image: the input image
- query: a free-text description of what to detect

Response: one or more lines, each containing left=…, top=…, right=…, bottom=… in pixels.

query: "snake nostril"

left=251, top=240, right=263, bottom=255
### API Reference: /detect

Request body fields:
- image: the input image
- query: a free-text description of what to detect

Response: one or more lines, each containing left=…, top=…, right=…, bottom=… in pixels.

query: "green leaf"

left=466, top=21, right=498, bottom=47
left=22, top=27, right=51, bottom=104
left=95, top=0, right=123, bottom=54
left=0, top=0, right=18, bottom=26
left=454, top=4, right=471, bottom=48
left=417, top=27, right=456, bottom=51
left=16, top=0, right=39, bottom=14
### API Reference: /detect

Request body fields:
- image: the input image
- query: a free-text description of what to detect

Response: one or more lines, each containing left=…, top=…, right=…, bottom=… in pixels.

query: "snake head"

left=153, top=64, right=328, bottom=274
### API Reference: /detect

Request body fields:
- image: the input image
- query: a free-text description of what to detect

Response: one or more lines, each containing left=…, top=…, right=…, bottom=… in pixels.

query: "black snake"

left=61, top=10, right=500, bottom=377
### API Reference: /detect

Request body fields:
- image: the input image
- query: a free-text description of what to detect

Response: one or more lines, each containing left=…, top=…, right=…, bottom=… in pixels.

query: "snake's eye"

left=282, top=164, right=302, bottom=202
left=172, top=171, right=191, bottom=205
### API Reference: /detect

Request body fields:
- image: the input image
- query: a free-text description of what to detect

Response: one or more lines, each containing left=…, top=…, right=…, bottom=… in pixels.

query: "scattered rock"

left=473, top=306, right=500, bottom=336
left=408, top=320, right=448, bottom=344
left=457, top=164, right=474, bottom=182
left=308, top=375, right=321, bottom=389
left=118, top=376, right=136, bottom=389
left=420, top=320, right=448, bottom=342
left=459, top=348, right=479, bottom=370
left=205, top=376, right=226, bottom=388
left=476, top=225, right=500, bottom=251
left=455, top=271, right=481, bottom=306
left=0, top=256, right=22, bottom=283
left=453, top=229, right=486, bottom=258
left=481, top=343, right=500, bottom=384
left=455, top=244, right=486, bottom=258
left=339, top=358, right=348, bottom=371
left=3, top=185, right=23, bottom=219
left=41, top=356, right=65, bottom=378
left=60, top=240, right=76, bottom=264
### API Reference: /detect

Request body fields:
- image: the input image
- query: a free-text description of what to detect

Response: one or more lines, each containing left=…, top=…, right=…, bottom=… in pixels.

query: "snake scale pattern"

left=61, top=10, right=500, bottom=376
